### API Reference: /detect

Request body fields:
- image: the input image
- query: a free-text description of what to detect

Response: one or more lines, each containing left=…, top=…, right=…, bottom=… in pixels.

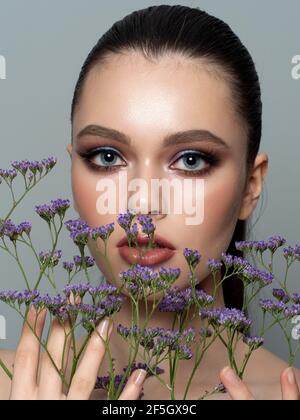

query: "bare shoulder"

left=242, top=346, right=300, bottom=400
left=0, top=349, right=15, bottom=400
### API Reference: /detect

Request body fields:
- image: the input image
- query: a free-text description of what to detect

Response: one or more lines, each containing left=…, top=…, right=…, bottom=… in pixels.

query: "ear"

left=238, top=153, right=269, bottom=220
left=66, top=143, right=72, bottom=158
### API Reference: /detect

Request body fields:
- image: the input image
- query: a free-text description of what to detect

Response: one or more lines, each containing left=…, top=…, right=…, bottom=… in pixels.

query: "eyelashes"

left=77, top=146, right=220, bottom=176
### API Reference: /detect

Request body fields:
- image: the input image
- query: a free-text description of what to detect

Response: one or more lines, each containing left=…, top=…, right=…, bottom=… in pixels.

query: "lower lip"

left=118, top=246, right=176, bottom=266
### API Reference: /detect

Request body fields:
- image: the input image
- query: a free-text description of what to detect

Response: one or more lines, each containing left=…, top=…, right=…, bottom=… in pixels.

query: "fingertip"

left=131, top=369, right=148, bottom=386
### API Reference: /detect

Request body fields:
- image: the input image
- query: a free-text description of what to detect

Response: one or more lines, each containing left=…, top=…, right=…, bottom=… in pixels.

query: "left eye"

left=171, top=152, right=207, bottom=171
left=91, top=149, right=124, bottom=167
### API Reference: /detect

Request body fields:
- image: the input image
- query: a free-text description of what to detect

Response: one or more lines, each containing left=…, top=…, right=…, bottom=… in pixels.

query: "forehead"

left=73, top=52, right=247, bottom=150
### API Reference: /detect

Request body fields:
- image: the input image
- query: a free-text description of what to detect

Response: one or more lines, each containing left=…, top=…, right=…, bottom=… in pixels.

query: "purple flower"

left=125, top=223, right=139, bottom=245
left=137, top=214, right=155, bottom=236
left=117, top=210, right=136, bottom=231
left=243, top=335, right=264, bottom=349
left=207, top=258, right=223, bottom=272
left=70, top=226, right=92, bottom=247
left=272, top=288, right=290, bottom=303
left=158, top=267, right=181, bottom=286
left=38, top=249, right=62, bottom=267
left=221, top=253, right=251, bottom=271
left=90, top=223, right=114, bottom=242
left=64, top=218, right=89, bottom=232
left=235, top=240, right=269, bottom=252
left=266, top=235, right=286, bottom=252
left=239, top=265, right=274, bottom=286
left=159, top=286, right=213, bottom=313
left=0, top=168, right=18, bottom=182
left=62, top=261, right=75, bottom=273
left=283, top=244, right=300, bottom=261
left=291, top=293, right=300, bottom=304
left=235, top=237, right=286, bottom=253
left=259, top=298, right=285, bottom=314
left=199, top=307, right=252, bottom=332
left=158, top=287, right=190, bottom=312
left=284, top=305, right=300, bottom=318
left=0, top=219, right=32, bottom=241
left=117, top=324, right=193, bottom=360
left=73, top=255, right=95, bottom=268
left=50, top=198, right=70, bottom=218
left=63, top=283, right=90, bottom=299
left=0, top=289, right=40, bottom=306
left=183, top=248, right=201, bottom=269
left=35, top=204, right=55, bottom=222
left=88, top=283, right=118, bottom=297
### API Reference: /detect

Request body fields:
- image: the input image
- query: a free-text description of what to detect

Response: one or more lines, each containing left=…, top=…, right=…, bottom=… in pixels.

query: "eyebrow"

left=76, top=124, right=229, bottom=149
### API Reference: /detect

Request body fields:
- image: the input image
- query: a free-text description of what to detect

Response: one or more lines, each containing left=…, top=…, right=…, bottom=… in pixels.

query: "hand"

left=9, top=305, right=147, bottom=400
left=220, top=366, right=300, bottom=400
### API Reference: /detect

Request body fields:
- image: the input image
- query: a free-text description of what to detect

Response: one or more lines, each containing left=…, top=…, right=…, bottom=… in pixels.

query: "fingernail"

left=287, top=367, right=296, bottom=385
left=223, top=367, right=240, bottom=386
left=97, top=318, right=112, bottom=339
left=132, top=369, right=147, bottom=386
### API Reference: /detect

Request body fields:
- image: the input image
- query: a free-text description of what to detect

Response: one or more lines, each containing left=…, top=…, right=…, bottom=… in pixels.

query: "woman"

left=0, top=5, right=299, bottom=400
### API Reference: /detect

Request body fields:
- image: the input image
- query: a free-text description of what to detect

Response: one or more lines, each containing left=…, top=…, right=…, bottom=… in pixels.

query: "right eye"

left=78, top=147, right=126, bottom=171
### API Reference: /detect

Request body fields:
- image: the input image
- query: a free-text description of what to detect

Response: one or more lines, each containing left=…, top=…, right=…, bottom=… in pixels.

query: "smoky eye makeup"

left=76, top=145, right=127, bottom=173
left=169, top=148, right=221, bottom=177
left=76, top=141, right=222, bottom=177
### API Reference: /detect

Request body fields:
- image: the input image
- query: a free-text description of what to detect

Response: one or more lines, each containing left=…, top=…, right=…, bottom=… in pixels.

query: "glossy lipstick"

left=117, top=234, right=176, bottom=266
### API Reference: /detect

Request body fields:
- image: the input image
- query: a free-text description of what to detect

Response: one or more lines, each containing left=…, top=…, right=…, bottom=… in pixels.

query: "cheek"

left=71, top=163, right=113, bottom=227
left=203, top=174, right=243, bottom=252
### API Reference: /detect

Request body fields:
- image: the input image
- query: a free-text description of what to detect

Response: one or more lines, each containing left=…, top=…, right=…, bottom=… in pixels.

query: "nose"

left=127, top=161, right=168, bottom=220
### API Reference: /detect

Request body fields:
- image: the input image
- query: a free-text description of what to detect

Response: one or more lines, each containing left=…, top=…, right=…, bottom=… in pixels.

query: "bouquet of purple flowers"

left=0, top=157, right=299, bottom=400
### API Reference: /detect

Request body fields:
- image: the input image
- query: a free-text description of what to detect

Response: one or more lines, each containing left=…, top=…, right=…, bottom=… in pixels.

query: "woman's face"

left=67, top=52, right=264, bottom=294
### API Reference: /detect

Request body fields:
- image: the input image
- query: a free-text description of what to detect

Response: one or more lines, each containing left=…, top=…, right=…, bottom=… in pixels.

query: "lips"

left=117, top=233, right=176, bottom=266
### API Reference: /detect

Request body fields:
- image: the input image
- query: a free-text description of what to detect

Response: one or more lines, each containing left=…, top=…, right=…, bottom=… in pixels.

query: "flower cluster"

left=35, top=198, right=70, bottom=222
left=199, top=307, right=252, bottom=333
left=158, top=286, right=214, bottom=312
left=0, top=219, right=32, bottom=241
left=64, top=218, right=115, bottom=249
left=235, top=235, right=287, bottom=253
left=0, top=157, right=57, bottom=185
left=183, top=248, right=201, bottom=270
left=243, top=335, right=264, bottom=350
left=0, top=282, right=124, bottom=327
left=119, top=264, right=181, bottom=298
left=283, top=244, right=300, bottom=261
left=259, top=298, right=300, bottom=319
left=38, top=249, right=62, bottom=267
left=117, top=324, right=194, bottom=360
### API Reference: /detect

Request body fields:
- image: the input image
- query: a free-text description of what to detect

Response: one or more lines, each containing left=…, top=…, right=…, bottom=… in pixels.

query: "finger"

left=67, top=317, right=113, bottom=400
left=10, top=305, right=47, bottom=399
left=281, top=367, right=300, bottom=400
left=220, top=366, right=255, bottom=400
left=118, top=369, right=147, bottom=400
left=38, top=316, right=72, bottom=399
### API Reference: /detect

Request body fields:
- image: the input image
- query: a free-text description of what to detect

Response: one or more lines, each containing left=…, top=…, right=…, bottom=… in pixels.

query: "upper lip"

left=117, top=233, right=176, bottom=250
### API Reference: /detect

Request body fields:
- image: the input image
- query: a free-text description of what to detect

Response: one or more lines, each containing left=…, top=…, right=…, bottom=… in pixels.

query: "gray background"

left=0, top=0, right=299, bottom=368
